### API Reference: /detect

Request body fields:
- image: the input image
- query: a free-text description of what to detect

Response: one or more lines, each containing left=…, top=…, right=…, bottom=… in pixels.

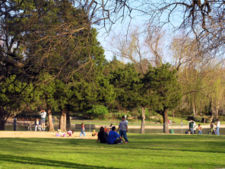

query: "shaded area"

left=0, top=154, right=117, bottom=169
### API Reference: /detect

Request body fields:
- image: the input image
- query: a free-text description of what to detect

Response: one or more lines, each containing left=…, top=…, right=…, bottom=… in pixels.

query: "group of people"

left=209, top=119, right=220, bottom=135
left=187, top=119, right=220, bottom=135
left=97, top=116, right=129, bottom=144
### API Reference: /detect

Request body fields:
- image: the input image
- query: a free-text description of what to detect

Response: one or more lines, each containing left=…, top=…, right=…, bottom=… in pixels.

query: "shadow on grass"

left=0, top=154, right=117, bottom=169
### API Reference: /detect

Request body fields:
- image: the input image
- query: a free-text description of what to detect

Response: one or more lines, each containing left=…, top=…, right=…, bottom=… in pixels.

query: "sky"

left=93, top=1, right=225, bottom=64
left=96, top=15, right=177, bottom=63
left=94, top=1, right=185, bottom=63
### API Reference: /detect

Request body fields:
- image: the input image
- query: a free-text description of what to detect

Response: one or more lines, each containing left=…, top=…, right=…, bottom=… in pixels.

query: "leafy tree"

left=0, top=0, right=93, bottom=81
left=0, top=0, right=110, bottom=130
left=109, top=64, right=141, bottom=111
left=68, top=73, right=115, bottom=118
left=143, top=64, right=182, bottom=133
left=0, top=76, right=33, bottom=130
left=87, top=105, right=109, bottom=119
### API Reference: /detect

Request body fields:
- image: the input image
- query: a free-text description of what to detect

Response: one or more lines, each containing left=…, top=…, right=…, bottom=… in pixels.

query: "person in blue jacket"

left=107, top=126, right=122, bottom=144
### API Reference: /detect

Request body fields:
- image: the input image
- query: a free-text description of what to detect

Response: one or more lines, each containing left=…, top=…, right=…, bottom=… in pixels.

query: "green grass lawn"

left=0, top=134, right=225, bottom=169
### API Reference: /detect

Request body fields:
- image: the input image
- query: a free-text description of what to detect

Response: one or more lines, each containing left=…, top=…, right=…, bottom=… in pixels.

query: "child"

left=80, top=123, right=86, bottom=137
left=92, top=130, right=97, bottom=136
left=67, top=130, right=73, bottom=137
left=197, top=124, right=202, bottom=134
left=56, top=129, right=66, bottom=137
left=35, top=118, right=40, bottom=131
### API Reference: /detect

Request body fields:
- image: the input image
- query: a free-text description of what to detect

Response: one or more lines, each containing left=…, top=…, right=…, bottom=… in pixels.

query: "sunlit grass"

left=0, top=134, right=225, bottom=169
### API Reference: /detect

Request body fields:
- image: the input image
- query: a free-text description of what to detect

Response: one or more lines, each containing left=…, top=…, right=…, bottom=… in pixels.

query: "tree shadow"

left=0, top=154, right=118, bottom=169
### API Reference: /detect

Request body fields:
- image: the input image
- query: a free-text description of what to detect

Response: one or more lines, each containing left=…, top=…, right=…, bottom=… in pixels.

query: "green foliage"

left=143, top=64, right=182, bottom=112
left=109, top=63, right=142, bottom=110
left=87, top=105, right=109, bottom=119
left=0, top=75, right=33, bottom=123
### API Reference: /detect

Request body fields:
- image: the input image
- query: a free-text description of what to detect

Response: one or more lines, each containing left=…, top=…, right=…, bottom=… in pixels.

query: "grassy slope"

left=0, top=134, right=225, bottom=169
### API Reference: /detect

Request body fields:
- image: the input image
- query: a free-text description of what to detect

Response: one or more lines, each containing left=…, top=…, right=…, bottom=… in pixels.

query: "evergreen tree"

left=143, top=64, right=182, bottom=133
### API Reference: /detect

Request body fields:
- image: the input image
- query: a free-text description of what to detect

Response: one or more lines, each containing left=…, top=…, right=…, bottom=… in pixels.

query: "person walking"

left=40, top=110, right=47, bottom=131
left=118, top=116, right=128, bottom=143
left=80, top=123, right=86, bottom=137
left=216, top=119, right=220, bottom=136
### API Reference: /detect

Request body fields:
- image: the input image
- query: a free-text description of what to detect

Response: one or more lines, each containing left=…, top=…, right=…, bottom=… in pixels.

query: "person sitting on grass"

left=56, top=129, right=66, bottom=137
left=67, top=129, right=73, bottom=137
left=97, top=127, right=108, bottom=143
left=197, top=124, right=202, bottom=135
left=107, top=126, right=122, bottom=144
left=92, top=130, right=97, bottom=136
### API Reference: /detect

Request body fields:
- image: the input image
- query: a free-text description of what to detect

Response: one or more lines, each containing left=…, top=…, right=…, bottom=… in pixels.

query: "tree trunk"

left=48, top=109, right=54, bottom=132
left=192, top=99, right=197, bottom=117
left=162, top=109, right=169, bottom=133
left=211, top=102, right=219, bottom=120
left=60, top=110, right=67, bottom=131
left=140, top=107, right=145, bottom=134
left=60, top=112, right=64, bottom=131
left=63, top=111, right=67, bottom=131
left=214, top=104, right=219, bottom=119
left=0, top=120, right=6, bottom=130
left=66, top=112, right=71, bottom=130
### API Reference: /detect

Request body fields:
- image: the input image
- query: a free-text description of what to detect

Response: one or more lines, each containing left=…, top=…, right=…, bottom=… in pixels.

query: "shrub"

left=87, top=105, right=109, bottom=119
left=193, top=116, right=202, bottom=122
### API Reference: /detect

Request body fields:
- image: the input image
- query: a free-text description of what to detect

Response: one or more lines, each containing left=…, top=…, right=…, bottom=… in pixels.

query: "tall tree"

left=0, top=75, right=33, bottom=130
left=109, top=64, right=141, bottom=111
left=143, top=64, right=182, bottom=133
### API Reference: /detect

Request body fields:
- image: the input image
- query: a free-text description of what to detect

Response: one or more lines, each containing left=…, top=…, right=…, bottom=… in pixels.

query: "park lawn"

left=0, top=134, right=225, bottom=169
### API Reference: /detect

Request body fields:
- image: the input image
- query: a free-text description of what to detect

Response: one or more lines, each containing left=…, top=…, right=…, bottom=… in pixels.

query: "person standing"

left=216, top=119, right=220, bottom=136
left=197, top=124, right=202, bottom=135
left=193, top=121, right=197, bottom=134
left=209, top=121, right=215, bottom=134
left=118, top=116, right=128, bottom=143
left=35, top=118, right=40, bottom=131
left=189, top=120, right=194, bottom=134
left=40, top=110, right=47, bottom=131
left=80, top=123, right=86, bottom=137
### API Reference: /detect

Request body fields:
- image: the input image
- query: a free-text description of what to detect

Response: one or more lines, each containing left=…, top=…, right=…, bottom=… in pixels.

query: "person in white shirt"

left=40, top=110, right=47, bottom=131
left=216, top=119, right=220, bottom=136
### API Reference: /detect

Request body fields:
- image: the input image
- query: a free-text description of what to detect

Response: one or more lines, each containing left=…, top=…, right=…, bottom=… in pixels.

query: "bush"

left=193, top=116, right=202, bottom=122
left=87, top=105, right=109, bottom=119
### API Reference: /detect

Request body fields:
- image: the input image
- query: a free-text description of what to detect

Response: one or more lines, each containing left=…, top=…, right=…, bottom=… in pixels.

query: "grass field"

left=0, top=134, right=225, bottom=169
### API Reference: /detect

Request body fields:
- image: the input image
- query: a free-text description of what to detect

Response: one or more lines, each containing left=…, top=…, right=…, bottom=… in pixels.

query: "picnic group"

left=56, top=116, right=129, bottom=144
left=97, top=115, right=129, bottom=144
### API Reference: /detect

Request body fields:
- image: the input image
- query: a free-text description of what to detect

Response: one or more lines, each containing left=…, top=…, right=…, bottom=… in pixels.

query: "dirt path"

left=0, top=131, right=97, bottom=139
